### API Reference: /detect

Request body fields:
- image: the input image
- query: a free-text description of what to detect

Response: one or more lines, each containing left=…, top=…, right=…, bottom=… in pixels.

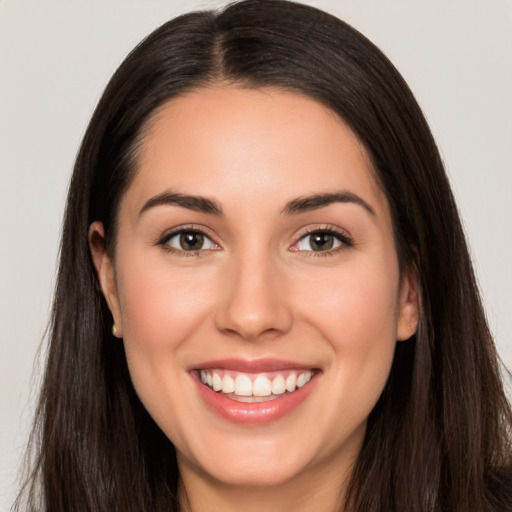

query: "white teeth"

left=271, top=375, right=286, bottom=394
left=222, top=374, right=235, bottom=393
left=297, top=371, right=313, bottom=388
left=234, top=374, right=253, bottom=396
left=285, top=374, right=297, bottom=392
left=253, top=375, right=272, bottom=396
left=212, top=373, right=222, bottom=391
left=297, top=373, right=307, bottom=388
left=200, top=370, right=315, bottom=398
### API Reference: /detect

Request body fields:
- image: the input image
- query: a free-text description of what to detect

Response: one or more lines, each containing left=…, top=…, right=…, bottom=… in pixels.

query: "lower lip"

left=192, top=372, right=319, bottom=425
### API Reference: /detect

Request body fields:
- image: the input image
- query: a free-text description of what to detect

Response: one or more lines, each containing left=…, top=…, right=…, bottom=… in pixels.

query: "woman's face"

left=92, top=86, right=418, bottom=492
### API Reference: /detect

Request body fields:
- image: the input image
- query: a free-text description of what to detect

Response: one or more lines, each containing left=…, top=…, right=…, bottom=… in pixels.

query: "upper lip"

left=190, top=358, right=318, bottom=373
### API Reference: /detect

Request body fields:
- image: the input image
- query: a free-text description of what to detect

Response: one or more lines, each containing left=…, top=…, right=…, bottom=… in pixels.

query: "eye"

left=164, top=230, right=218, bottom=252
left=293, top=229, right=351, bottom=253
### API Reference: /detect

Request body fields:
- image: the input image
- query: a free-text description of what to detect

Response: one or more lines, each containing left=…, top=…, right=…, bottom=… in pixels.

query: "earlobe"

left=396, top=264, right=420, bottom=342
left=88, top=222, right=123, bottom=337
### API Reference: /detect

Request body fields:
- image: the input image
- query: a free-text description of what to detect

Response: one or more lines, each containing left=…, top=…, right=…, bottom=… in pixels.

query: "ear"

left=89, top=221, right=123, bottom=337
left=396, top=263, right=420, bottom=341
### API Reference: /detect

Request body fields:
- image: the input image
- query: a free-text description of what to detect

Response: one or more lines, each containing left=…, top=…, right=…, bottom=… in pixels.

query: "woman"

left=16, top=0, right=512, bottom=510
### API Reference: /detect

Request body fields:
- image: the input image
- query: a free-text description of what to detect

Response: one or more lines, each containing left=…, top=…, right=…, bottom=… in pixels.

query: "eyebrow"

left=139, top=192, right=223, bottom=217
left=282, top=191, right=376, bottom=216
left=138, top=190, right=375, bottom=218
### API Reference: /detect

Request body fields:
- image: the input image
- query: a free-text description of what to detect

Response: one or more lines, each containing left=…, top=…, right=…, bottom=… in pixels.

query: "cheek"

left=297, top=256, right=400, bottom=399
left=303, top=260, right=399, bottom=340
left=113, top=254, right=220, bottom=439
left=303, top=261, right=399, bottom=433
left=116, top=254, right=216, bottom=362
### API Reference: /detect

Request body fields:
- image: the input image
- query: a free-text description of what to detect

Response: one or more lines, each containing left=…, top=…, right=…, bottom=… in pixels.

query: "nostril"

left=217, top=324, right=285, bottom=341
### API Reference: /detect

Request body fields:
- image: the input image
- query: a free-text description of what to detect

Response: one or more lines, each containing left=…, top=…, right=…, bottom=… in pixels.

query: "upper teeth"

left=200, top=369, right=314, bottom=397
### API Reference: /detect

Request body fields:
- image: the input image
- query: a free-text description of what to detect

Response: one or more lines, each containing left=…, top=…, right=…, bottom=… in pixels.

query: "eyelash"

left=292, top=226, right=354, bottom=258
left=156, top=224, right=354, bottom=258
left=156, top=225, right=219, bottom=257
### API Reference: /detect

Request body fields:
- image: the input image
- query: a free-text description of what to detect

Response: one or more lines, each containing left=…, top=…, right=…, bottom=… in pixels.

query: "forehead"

left=125, top=86, right=388, bottom=219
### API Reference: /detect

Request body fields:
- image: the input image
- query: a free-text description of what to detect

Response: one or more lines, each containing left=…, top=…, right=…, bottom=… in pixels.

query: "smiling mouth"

left=197, top=369, right=316, bottom=403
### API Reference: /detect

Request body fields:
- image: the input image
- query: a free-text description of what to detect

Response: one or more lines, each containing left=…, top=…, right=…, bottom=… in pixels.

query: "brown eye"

left=179, top=232, right=205, bottom=251
left=295, top=231, right=343, bottom=252
left=309, top=233, right=334, bottom=251
left=164, top=230, right=218, bottom=252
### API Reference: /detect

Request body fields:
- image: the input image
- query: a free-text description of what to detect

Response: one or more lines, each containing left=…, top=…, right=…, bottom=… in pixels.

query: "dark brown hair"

left=16, top=1, right=512, bottom=510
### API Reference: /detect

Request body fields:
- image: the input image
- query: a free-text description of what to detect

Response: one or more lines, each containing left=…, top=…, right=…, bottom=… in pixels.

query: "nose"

left=214, top=252, right=293, bottom=341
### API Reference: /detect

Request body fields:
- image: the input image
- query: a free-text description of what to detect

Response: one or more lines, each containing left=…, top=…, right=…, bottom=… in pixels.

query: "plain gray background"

left=1, top=1, right=511, bottom=509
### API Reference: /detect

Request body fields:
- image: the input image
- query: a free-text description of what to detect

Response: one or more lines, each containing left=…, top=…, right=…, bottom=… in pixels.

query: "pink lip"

left=189, top=359, right=320, bottom=425
left=190, top=358, right=316, bottom=373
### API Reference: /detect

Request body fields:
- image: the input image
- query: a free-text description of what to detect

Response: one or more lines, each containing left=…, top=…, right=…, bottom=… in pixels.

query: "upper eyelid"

left=157, top=227, right=221, bottom=256
left=290, top=225, right=354, bottom=253
left=155, top=223, right=353, bottom=250
left=157, top=224, right=219, bottom=244
left=294, top=224, right=352, bottom=241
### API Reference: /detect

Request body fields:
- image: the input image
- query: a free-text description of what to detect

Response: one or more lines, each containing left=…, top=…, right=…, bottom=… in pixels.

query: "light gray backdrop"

left=1, top=1, right=511, bottom=509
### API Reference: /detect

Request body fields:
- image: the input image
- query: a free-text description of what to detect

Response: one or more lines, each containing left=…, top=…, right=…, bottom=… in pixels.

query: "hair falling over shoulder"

left=15, top=1, right=512, bottom=511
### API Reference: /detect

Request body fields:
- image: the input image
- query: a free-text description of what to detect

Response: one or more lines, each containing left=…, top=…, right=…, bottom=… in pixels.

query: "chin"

left=193, top=450, right=314, bottom=488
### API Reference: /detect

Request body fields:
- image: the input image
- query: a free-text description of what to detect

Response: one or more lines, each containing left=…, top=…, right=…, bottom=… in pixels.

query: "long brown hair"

left=16, top=1, right=512, bottom=510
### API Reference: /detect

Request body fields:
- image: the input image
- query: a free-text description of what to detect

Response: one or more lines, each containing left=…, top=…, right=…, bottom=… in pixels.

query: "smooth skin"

left=90, top=86, right=419, bottom=512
